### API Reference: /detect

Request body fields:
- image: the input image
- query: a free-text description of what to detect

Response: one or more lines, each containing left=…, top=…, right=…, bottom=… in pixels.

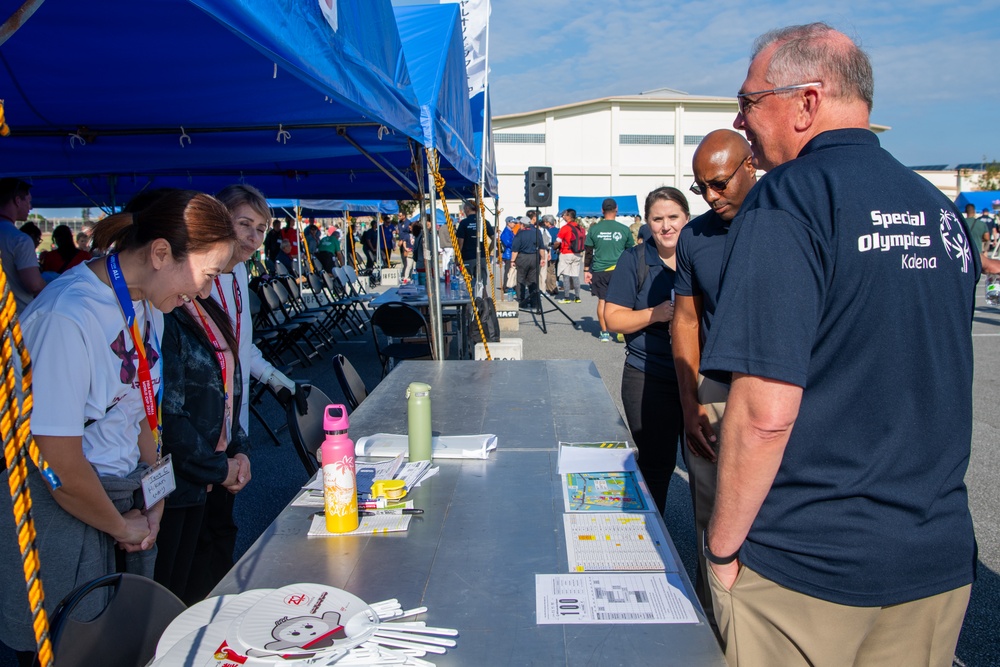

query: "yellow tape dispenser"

left=370, top=479, right=407, bottom=500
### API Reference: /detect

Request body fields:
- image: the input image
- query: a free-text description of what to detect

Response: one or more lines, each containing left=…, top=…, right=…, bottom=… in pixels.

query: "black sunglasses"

left=690, top=158, right=749, bottom=196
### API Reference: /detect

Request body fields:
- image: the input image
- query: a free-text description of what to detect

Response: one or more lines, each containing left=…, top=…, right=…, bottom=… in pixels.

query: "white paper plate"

left=233, top=583, right=380, bottom=657
left=154, top=589, right=275, bottom=660
left=154, top=594, right=237, bottom=659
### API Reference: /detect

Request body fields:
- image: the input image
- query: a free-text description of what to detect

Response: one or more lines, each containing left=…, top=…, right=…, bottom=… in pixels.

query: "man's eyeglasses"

left=737, top=81, right=822, bottom=115
left=690, top=158, right=749, bottom=196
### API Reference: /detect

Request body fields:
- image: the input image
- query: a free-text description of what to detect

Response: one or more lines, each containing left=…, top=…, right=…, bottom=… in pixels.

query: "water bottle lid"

left=406, top=381, right=432, bottom=398
left=323, top=404, right=350, bottom=431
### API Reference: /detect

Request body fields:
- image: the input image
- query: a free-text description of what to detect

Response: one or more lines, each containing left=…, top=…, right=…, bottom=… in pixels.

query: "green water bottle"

left=406, top=382, right=433, bottom=461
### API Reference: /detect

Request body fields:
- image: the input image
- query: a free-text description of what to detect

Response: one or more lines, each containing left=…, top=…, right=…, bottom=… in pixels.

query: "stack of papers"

left=355, top=433, right=497, bottom=460
left=557, top=441, right=635, bottom=474
left=308, top=513, right=411, bottom=537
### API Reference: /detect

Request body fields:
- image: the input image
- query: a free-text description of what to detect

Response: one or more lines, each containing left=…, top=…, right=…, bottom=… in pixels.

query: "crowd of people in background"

left=0, top=20, right=989, bottom=667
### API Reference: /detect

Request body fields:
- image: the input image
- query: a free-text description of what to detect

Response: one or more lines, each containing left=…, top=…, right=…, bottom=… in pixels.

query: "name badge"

left=141, top=455, right=176, bottom=509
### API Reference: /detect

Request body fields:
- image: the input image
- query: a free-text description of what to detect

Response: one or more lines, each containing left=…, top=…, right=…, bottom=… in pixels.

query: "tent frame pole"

left=415, top=154, right=444, bottom=361
left=337, top=128, right=419, bottom=199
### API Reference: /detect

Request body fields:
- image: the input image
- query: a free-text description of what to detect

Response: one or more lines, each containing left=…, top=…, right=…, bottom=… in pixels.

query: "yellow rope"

left=0, top=100, right=10, bottom=137
left=297, top=212, right=316, bottom=274
left=346, top=212, right=360, bottom=272
left=0, top=255, right=57, bottom=667
left=425, top=149, right=491, bottom=360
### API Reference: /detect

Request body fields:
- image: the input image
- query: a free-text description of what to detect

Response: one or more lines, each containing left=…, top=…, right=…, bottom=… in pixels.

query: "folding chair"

left=370, top=302, right=433, bottom=376
left=333, top=353, right=369, bottom=411
left=257, top=281, right=326, bottom=361
left=327, top=268, right=373, bottom=323
left=286, top=384, right=335, bottom=476
left=45, top=573, right=186, bottom=667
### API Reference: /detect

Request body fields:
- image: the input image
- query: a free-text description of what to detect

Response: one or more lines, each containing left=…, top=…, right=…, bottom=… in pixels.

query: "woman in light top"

left=604, top=187, right=691, bottom=514
left=0, top=190, right=235, bottom=662
left=175, top=183, right=299, bottom=603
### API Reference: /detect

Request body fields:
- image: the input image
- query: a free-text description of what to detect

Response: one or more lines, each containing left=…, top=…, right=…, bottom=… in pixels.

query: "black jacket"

left=161, top=310, right=248, bottom=507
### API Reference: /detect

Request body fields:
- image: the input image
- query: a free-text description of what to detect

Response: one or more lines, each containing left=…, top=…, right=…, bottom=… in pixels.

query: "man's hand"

left=683, top=403, right=718, bottom=461
left=584, top=270, right=592, bottom=285
left=710, top=559, right=741, bottom=591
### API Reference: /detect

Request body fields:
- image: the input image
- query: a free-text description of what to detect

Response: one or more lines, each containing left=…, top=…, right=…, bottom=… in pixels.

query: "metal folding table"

left=212, top=360, right=726, bottom=666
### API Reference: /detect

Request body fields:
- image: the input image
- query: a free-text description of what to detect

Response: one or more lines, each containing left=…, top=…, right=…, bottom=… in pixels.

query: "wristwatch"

left=703, top=531, right=740, bottom=565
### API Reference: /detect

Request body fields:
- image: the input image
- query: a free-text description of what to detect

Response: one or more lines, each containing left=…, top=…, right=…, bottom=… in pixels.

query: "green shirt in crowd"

left=319, top=234, right=341, bottom=254
left=585, top=218, right=635, bottom=272
left=964, top=215, right=988, bottom=255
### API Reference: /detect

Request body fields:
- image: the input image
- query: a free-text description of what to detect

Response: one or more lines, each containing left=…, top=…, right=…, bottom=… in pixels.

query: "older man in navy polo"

left=701, top=23, right=976, bottom=666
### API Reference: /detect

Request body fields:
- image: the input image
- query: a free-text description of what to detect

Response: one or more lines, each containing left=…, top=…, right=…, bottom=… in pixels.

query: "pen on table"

left=313, top=509, right=424, bottom=517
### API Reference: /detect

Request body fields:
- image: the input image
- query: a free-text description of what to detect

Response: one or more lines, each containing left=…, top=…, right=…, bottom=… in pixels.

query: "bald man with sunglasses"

left=671, top=129, right=757, bottom=632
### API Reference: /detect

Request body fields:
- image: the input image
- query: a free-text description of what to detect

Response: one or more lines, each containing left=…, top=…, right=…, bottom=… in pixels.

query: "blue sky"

left=486, top=0, right=1000, bottom=168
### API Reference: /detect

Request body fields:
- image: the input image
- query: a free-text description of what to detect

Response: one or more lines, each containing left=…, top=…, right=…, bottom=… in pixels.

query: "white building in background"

left=492, top=88, right=894, bottom=219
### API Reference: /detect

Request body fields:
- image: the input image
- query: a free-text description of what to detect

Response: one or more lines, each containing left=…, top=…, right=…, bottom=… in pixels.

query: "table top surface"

left=212, top=360, right=725, bottom=666
left=371, top=286, right=471, bottom=307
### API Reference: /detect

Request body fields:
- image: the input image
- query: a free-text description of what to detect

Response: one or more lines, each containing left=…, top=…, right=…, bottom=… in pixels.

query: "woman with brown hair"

left=0, top=189, right=235, bottom=663
left=605, top=186, right=691, bottom=514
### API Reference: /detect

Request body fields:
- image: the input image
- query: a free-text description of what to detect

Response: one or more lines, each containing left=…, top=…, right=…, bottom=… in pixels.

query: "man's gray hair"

left=752, top=23, right=874, bottom=112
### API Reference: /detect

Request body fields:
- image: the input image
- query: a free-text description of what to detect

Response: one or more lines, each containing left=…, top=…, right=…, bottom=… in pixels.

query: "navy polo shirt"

left=674, top=209, right=729, bottom=333
left=511, top=227, right=544, bottom=255
left=605, top=241, right=676, bottom=380
left=456, top=215, right=494, bottom=261
left=701, top=129, right=978, bottom=606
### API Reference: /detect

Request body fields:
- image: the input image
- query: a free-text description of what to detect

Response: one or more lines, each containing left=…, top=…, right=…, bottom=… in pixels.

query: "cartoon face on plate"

left=265, top=611, right=347, bottom=651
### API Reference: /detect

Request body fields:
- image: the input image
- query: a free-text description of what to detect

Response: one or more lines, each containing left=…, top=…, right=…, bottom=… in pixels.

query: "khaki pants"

left=710, top=565, right=970, bottom=667
left=683, top=375, right=728, bottom=633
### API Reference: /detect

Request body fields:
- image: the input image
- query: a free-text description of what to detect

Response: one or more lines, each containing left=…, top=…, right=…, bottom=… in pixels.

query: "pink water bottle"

left=321, top=404, right=358, bottom=533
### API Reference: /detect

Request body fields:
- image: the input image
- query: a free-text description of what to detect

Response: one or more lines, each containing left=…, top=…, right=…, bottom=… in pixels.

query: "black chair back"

left=370, top=302, right=433, bottom=375
left=286, top=384, right=335, bottom=475
left=371, top=301, right=428, bottom=338
left=333, top=354, right=369, bottom=411
left=47, top=573, right=185, bottom=667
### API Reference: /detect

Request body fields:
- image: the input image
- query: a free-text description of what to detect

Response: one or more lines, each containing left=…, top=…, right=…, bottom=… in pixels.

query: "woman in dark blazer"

left=154, top=295, right=250, bottom=603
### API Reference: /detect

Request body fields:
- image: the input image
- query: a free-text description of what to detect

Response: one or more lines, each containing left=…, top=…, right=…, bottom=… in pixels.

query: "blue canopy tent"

left=393, top=3, right=478, bottom=187
left=268, top=199, right=399, bottom=216
left=955, top=191, right=1000, bottom=213
left=556, top=196, right=641, bottom=218
left=0, top=0, right=459, bottom=206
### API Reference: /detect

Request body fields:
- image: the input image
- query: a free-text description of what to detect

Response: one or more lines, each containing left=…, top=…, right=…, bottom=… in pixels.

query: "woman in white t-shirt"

left=0, top=190, right=235, bottom=658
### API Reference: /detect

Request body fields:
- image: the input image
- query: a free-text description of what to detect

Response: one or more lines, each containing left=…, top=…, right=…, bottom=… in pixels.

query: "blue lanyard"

left=106, top=254, right=163, bottom=455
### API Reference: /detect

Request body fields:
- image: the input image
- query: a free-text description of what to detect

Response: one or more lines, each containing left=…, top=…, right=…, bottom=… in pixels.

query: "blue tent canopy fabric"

left=955, top=191, right=1000, bottom=213
left=0, top=0, right=492, bottom=206
left=394, top=4, right=478, bottom=185
left=0, top=0, right=421, bottom=175
left=268, top=199, right=399, bottom=215
left=557, top=196, right=641, bottom=218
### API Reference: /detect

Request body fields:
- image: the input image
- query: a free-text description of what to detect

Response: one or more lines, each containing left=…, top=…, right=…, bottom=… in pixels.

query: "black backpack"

left=568, top=225, right=586, bottom=253
left=469, top=296, right=501, bottom=344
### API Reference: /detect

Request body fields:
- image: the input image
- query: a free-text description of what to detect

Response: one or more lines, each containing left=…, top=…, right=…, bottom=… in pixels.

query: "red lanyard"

left=191, top=301, right=228, bottom=400
left=214, top=275, right=242, bottom=345
left=107, top=254, right=162, bottom=453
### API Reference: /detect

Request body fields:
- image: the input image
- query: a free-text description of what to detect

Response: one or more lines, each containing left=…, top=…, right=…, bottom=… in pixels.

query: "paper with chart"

left=535, top=573, right=698, bottom=624
left=563, top=513, right=677, bottom=572
left=563, top=471, right=650, bottom=512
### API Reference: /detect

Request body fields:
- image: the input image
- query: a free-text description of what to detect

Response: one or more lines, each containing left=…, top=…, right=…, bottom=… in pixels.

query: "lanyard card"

left=141, top=454, right=176, bottom=509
